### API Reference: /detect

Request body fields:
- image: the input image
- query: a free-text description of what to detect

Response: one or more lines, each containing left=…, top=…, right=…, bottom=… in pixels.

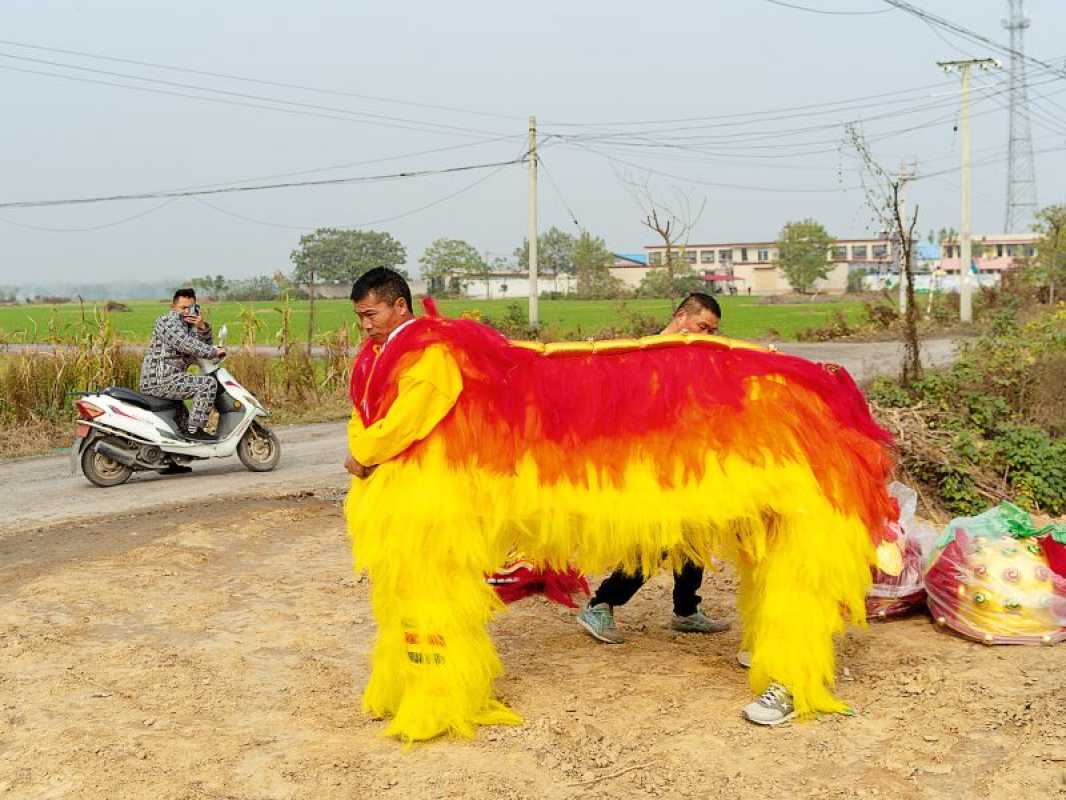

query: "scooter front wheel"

left=237, top=422, right=281, bottom=472
left=81, top=436, right=134, bottom=487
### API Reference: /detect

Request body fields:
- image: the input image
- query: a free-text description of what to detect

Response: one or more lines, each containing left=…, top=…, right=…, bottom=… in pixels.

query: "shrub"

left=796, top=310, right=855, bottom=342
left=863, top=301, right=897, bottom=330
left=871, top=306, right=1066, bottom=516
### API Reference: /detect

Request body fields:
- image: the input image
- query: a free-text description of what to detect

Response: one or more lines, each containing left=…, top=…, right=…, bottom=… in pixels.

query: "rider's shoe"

left=183, top=428, right=216, bottom=442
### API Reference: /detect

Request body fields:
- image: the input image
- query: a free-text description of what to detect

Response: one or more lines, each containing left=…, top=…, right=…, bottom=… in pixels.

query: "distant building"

left=938, top=233, right=1038, bottom=278
left=863, top=233, right=1038, bottom=292
left=609, top=253, right=649, bottom=290
left=426, top=270, right=575, bottom=299
left=640, top=237, right=895, bottom=295
left=316, top=278, right=428, bottom=299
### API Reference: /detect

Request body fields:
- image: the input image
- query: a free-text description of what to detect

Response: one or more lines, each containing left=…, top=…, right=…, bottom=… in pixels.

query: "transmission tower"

left=1003, top=0, right=1037, bottom=232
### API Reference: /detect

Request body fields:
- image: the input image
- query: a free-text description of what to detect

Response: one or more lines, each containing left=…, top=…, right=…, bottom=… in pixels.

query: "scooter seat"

left=102, top=386, right=184, bottom=412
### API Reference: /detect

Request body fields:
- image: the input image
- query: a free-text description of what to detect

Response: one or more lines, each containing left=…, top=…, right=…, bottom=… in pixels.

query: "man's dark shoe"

left=183, top=429, right=216, bottom=442
left=159, top=464, right=193, bottom=475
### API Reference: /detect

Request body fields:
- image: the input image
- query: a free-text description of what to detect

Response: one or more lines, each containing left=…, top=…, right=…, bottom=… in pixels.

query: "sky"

left=2, top=0, right=1065, bottom=285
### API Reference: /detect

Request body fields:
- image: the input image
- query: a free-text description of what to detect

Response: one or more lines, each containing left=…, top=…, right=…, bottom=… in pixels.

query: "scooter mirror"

left=218, top=324, right=228, bottom=347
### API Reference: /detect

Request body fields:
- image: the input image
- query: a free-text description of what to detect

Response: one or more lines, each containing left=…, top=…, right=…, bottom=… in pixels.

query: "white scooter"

left=71, top=326, right=281, bottom=487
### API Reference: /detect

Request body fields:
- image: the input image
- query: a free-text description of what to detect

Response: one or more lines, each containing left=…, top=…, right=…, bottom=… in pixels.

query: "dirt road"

left=775, top=338, right=957, bottom=381
left=0, top=422, right=350, bottom=533
left=2, top=494, right=1063, bottom=799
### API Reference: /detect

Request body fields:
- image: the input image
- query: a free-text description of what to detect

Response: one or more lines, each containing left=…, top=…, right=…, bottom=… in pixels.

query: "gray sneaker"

left=742, top=683, right=796, bottom=726
left=671, top=610, right=731, bottom=634
left=577, top=602, right=624, bottom=644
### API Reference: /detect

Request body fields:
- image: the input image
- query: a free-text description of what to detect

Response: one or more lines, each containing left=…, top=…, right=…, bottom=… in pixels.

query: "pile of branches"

left=871, top=400, right=1014, bottom=522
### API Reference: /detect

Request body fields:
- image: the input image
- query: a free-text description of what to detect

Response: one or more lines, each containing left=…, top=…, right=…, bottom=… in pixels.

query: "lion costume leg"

left=361, top=560, right=521, bottom=743
left=737, top=512, right=872, bottom=718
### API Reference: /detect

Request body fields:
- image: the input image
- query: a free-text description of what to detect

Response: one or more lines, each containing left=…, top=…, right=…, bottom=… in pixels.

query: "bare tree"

left=847, top=124, right=922, bottom=386
left=622, top=172, right=706, bottom=295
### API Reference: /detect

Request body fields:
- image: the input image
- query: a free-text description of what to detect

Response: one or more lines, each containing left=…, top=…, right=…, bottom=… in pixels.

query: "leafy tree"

left=289, top=228, right=406, bottom=286
left=572, top=231, right=623, bottom=299
left=514, top=226, right=577, bottom=275
left=226, top=275, right=278, bottom=301
left=188, top=275, right=227, bottom=298
left=419, top=238, right=487, bottom=294
left=777, top=219, right=833, bottom=294
left=1028, top=204, right=1066, bottom=304
left=637, top=257, right=705, bottom=298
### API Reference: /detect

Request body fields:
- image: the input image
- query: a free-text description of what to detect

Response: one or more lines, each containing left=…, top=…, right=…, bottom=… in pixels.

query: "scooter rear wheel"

left=81, top=436, right=134, bottom=487
left=237, top=422, right=281, bottom=472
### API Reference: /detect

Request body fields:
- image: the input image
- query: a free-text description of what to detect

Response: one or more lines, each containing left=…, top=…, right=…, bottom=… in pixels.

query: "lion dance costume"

left=345, top=303, right=896, bottom=743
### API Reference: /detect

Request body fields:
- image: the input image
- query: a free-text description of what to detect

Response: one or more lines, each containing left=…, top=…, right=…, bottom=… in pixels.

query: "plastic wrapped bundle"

left=866, top=482, right=939, bottom=619
left=924, top=502, right=1066, bottom=645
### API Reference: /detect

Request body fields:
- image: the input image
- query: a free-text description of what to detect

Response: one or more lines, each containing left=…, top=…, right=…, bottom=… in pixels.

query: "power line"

left=555, top=71, right=1066, bottom=165
left=0, top=199, right=176, bottom=232
left=537, top=153, right=581, bottom=230
left=883, top=1, right=1066, bottom=81
left=544, top=76, right=1043, bottom=150
left=190, top=158, right=516, bottom=231
left=159, top=135, right=523, bottom=194
left=567, top=141, right=863, bottom=193
left=761, top=0, right=891, bottom=15
left=0, top=157, right=527, bottom=210
left=0, top=38, right=525, bottom=123
left=0, top=52, right=508, bottom=138
left=920, top=18, right=1066, bottom=137
left=543, top=78, right=954, bottom=128
left=0, top=63, right=493, bottom=136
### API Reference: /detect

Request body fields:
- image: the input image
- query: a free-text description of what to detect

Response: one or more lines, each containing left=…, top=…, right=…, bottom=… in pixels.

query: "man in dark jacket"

left=140, top=288, right=225, bottom=441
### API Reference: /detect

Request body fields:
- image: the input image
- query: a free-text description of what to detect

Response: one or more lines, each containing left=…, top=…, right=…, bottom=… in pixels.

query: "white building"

left=428, top=271, right=575, bottom=299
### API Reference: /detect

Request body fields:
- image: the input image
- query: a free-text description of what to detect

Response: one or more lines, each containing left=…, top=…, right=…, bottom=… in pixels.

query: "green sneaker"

left=577, top=602, right=624, bottom=644
left=671, top=610, right=731, bottom=634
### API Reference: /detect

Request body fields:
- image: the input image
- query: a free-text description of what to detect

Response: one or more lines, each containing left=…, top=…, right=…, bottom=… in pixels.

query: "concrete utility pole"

left=939, top=58, right=998, bottom=323
left=307, top=258, right=316, bottom=349
left=897, top=160, right=917, bottom=314
left=527, top=116, right=539, bottom=329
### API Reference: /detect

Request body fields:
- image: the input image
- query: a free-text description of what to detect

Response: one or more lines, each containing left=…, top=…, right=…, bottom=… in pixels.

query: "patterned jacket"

left=139, top=310, right=216, bottom=390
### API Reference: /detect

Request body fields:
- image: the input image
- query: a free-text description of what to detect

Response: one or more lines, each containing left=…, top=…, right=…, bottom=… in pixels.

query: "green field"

left=0, top=296, right=866, bottom=344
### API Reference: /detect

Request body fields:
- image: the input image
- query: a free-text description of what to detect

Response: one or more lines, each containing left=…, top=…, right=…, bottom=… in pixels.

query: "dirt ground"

left=2, top=494, right=1064, bottom=800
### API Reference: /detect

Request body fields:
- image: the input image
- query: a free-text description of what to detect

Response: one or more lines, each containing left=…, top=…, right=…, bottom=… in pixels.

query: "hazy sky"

left=3, top=0, right=1065, bottom=284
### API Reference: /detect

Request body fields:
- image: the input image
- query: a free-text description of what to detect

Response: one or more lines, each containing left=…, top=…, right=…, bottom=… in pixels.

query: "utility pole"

left=939, top=58, right=998, bottom=323
left=307, top=258, right=316, bottom=349
left=527, top=115, right=539, bottom=329
left=897, top=159, right=917, bottom=314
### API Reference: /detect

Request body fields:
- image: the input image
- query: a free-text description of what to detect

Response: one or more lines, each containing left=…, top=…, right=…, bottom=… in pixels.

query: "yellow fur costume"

left=345, top=314, right=895, bottom=743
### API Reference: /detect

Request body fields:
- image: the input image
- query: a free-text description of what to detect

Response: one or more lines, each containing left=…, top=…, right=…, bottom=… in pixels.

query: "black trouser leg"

left=590, top=568, right=647, bottom=608
left=672, top=561, right=704, bottom=617
left=591, top=560, right=704, bottom=615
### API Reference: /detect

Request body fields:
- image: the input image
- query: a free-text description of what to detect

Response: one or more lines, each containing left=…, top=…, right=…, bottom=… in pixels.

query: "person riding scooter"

left=140, top=288, right=226, bottom=443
